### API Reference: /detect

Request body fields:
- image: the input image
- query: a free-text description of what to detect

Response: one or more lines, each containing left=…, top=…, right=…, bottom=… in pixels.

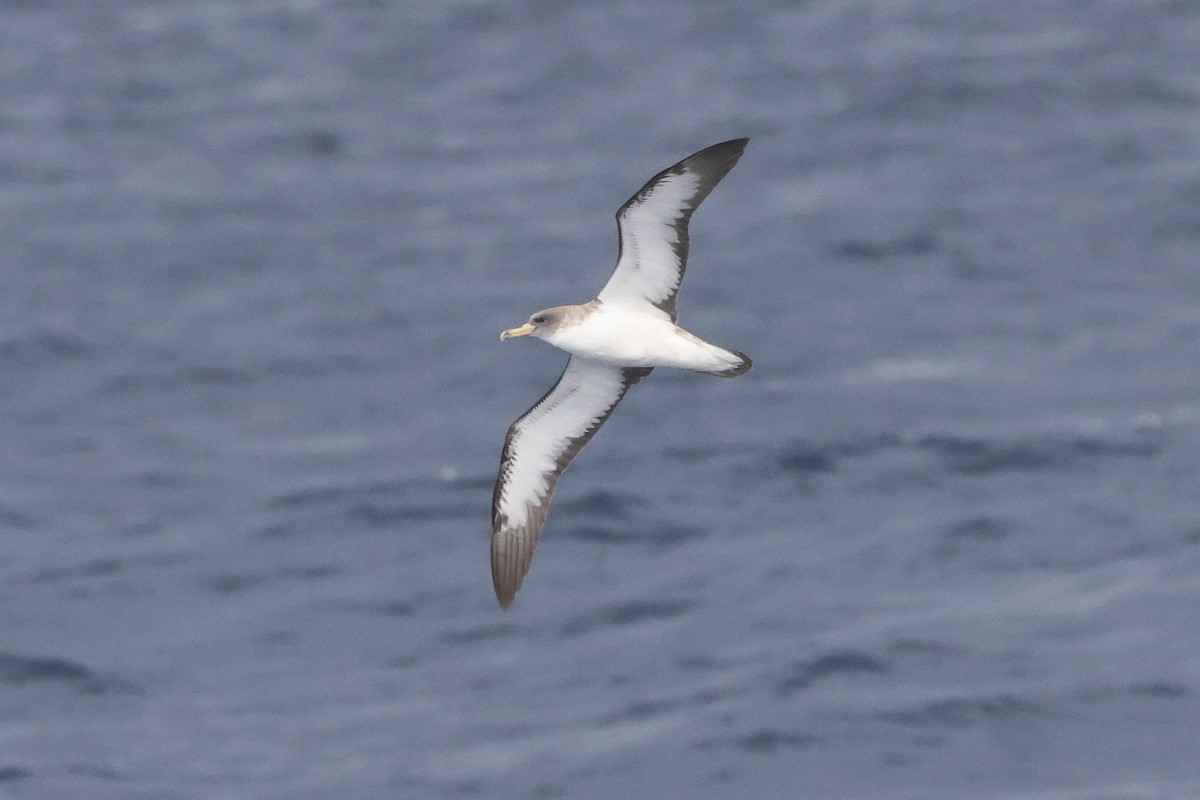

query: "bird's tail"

left=703, top=350, right=753, bottom=378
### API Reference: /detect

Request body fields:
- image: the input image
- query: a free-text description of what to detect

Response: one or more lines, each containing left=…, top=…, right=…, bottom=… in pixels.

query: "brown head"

left=500, top=305, right=587, bottom=341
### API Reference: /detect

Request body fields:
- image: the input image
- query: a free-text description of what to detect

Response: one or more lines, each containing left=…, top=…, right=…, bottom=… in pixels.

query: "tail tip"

left=713, top=351, right=753, bottom=378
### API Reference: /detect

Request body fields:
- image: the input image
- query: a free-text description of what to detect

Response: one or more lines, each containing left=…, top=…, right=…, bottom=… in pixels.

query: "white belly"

left=540, top=304, right=732, bottom=371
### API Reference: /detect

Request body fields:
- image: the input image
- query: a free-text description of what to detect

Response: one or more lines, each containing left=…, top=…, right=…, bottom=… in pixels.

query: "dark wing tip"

left=490, top=532, right=519, bottom=610
left=668, top=138, right=749, bottom=213
left=491, top=523, right=537, bottom=610
left=618, top=138, right=750, bottom=218
left=491, top=549, right=519, bottom=610
left=707, top=137, right=750, bottom=154
left=683, top=138, right=750, bottom=175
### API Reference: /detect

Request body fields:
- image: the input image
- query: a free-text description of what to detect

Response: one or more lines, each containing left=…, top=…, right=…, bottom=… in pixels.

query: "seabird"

left=491, top=139, right=753, bottom=609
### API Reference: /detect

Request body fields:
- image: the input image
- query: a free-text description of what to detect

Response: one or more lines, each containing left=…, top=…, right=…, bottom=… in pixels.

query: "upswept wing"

left=596, top=138, right=748, bottom=322
left=491, top=358, right=652, bottom=609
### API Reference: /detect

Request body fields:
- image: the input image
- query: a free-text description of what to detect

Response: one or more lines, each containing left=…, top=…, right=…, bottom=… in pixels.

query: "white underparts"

left=536, top=303, right=743, bottom=373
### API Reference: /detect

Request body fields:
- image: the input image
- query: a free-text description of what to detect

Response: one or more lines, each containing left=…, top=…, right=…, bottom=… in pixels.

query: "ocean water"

left=3, top=1, right=1200, bottom=797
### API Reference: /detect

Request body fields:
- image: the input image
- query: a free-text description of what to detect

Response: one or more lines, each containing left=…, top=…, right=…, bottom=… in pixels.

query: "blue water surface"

left=2, top=1, right=1200, bottom=798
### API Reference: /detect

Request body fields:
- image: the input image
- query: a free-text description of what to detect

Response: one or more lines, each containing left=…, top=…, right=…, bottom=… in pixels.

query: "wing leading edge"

left=597, top=138, right=748, bottom=321
left=491, top=358, right=652, bottom=608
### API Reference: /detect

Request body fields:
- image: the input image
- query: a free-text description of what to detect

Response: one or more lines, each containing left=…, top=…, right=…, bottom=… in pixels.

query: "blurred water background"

left=3, top=1, right=1200, bottom=797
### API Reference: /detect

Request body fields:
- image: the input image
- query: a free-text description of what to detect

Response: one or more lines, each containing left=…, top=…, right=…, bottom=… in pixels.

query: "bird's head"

left=500, top=306, right=574, bottom=341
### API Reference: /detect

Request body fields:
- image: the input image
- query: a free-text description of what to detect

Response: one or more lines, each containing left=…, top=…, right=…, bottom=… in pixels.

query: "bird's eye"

left=532, top=315, right=547, bottom=324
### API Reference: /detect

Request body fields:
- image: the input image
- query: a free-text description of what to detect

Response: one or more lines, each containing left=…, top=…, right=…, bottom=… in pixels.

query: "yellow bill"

left=500, top=323, right=536, bottom=341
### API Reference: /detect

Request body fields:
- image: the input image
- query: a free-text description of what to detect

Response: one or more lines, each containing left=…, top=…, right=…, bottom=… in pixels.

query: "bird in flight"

left=492, top=139, right=753, bottom=609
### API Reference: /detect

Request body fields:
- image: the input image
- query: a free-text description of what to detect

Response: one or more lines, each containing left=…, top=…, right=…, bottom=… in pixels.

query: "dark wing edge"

left=612, top=138, right=749, bottom=321
left=490, top=361, right=653, bottom=609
